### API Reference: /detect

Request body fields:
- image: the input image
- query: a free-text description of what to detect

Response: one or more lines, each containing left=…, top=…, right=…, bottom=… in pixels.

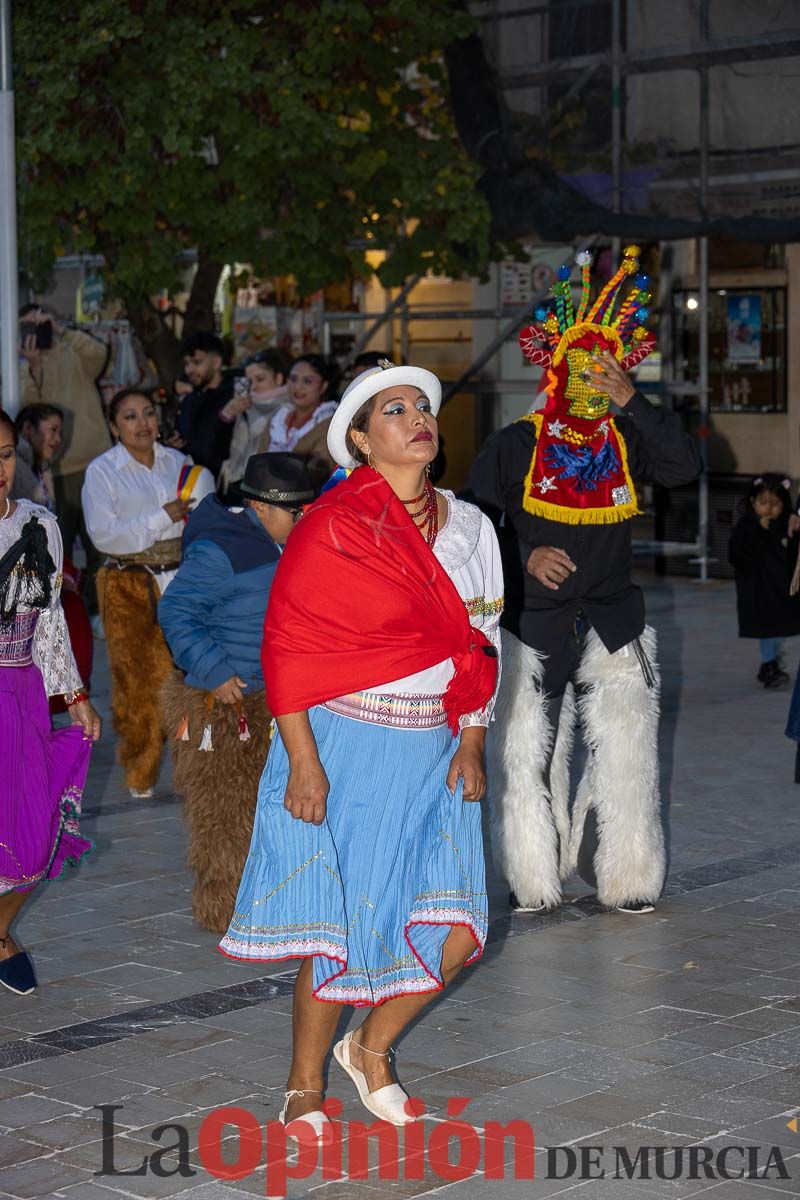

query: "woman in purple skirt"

left=0, top=411, right=101, bottom=996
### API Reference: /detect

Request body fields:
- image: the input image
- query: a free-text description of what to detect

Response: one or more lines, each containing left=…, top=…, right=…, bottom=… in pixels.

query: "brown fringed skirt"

left=97, top=567, right=173, bottom=792
left=162, top=671, right=272, bottom=933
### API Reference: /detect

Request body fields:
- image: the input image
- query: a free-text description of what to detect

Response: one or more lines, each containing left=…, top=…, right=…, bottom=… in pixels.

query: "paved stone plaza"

left=2, top=571, right=800, bottom=1200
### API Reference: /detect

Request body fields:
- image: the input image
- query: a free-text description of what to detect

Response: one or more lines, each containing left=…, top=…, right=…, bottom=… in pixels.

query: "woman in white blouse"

left=258, top=354, right=338, bottom=485
left=221, top=363, right=503, bottom=1137
left=82, top=389, right=214, bottom=799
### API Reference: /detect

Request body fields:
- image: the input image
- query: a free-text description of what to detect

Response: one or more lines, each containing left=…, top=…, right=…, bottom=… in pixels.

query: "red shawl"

left=262, top=467, right=497, bottom=733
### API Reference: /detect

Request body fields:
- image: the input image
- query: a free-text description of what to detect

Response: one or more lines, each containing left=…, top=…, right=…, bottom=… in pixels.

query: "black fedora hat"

left=238, top=452, right=316, bottom=508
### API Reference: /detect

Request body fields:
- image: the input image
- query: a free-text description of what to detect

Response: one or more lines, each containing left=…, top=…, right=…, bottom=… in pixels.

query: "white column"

left=0, top=0, right=19, bottom=416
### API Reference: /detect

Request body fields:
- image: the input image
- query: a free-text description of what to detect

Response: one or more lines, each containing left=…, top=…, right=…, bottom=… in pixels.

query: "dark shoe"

left=616, top=899, right=656, bottom=914
left=759, top=660, right=790, bottom=689
left=0, top=951, right=37, bottom=995
left=509, top=890, right=558, bottom=914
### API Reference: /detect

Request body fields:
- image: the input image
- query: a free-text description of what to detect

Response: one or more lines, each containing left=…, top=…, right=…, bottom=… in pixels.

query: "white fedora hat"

left=327, top=360, right=442, bottom=469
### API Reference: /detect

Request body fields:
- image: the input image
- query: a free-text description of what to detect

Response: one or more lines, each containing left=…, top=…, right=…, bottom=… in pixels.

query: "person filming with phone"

left=17, top=305, right=110, bottom=614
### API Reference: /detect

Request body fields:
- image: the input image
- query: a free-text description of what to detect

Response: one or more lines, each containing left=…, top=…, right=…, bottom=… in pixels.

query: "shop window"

left=672, top=286, right=786, bottom=414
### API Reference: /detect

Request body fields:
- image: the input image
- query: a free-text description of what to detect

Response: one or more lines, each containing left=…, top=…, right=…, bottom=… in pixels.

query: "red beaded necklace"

left=402, top=479, right=439, bottom=548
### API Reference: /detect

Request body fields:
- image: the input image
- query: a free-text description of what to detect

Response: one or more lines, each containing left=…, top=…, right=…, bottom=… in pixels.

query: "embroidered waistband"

left=322, top=691, right=447, bottom=729
left=0, top=610, right=37, bottom=666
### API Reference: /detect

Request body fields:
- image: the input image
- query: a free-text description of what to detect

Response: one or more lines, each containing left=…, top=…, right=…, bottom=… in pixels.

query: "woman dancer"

left=0, top=411, right=101, bottom=995
left=82, top=389, right=214, bottom=798
left=222, top=361, right=503, bottom=1135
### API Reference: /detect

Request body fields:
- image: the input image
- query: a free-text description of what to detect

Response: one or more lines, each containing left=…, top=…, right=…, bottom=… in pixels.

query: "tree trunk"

left=124, top=256, right=224, bottom=386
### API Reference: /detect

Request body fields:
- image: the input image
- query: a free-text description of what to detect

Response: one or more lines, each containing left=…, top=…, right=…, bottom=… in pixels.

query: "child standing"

left=729, top=474, right=800, bottom=687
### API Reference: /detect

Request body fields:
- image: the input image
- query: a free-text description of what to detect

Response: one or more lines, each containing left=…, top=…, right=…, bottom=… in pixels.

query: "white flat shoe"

left=333, top=1030, right=418, bottom=1126
left=129, top=787, right=154, bottom=799
left=279, top=1090, right=332, bottom=1143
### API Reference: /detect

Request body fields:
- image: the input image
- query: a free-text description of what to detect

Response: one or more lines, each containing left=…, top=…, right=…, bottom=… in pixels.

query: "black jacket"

left=176, top=371, right=239, bottom=480
left=729, top=511, right=800, bottom=639
left=464, top=393, right=702, bottom=658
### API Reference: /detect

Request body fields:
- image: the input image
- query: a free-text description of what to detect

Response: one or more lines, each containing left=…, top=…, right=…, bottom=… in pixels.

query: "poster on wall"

left=726, top=294, right=762, bottom=363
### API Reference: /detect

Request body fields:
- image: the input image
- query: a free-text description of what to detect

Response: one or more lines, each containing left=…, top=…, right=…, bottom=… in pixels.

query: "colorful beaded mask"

left=519, top=246, right=656, bottom=422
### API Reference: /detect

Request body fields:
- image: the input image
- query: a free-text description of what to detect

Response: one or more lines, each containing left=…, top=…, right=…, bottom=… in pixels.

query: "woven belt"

left=108, top=537, right=182, bottom=570
left=322, top=691, right=447, bottom=730
left=107, top=559, right=181, bottom=576
left=0, top=650, right=34, bottom=667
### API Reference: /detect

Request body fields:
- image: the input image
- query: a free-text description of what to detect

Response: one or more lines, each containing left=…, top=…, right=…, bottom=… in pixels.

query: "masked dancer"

left=467, top=248, right=701, bottom=916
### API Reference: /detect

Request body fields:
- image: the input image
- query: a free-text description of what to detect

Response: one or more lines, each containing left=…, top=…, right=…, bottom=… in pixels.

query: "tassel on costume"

left=176, top=712, right=189, bottom=742
left=199, top=694, right=214, bottom=752
left=238, top=707, right=251, bottom=743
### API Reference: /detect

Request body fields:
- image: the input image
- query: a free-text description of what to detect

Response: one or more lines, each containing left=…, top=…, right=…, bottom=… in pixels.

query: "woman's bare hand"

left=70, top=700, right=102, bottom=741
left=447, top=727, right=486, bottom=802
left=284, top=760, right=329, bottom=825
left=220, top=396, right=252, bottom=421
left=163, top=497, right=193, bottom=522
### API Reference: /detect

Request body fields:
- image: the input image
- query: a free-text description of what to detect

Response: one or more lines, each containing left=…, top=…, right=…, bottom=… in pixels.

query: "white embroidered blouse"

left=266, top=400, right=338, bottom=453
left=0, top=500, right=82, bottom=696
left=365, top=491, right=504, bottom=727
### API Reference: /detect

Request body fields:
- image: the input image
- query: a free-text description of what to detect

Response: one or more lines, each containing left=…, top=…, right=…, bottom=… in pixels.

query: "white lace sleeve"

left=31, top=516, right=82, bottom=697
left=460, top=515, right=504, bottom=730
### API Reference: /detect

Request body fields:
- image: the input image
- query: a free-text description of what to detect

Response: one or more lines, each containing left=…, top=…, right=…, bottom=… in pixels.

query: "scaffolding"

left=326, top=0, right=798, bottom=577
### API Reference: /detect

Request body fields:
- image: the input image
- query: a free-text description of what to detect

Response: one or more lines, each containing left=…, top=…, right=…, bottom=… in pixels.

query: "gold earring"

left=366, top=448, right=372, bottom=467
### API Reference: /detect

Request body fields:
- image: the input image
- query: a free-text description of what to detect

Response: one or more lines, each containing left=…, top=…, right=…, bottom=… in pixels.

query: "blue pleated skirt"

left=219, top=704, right=487, bottom=1005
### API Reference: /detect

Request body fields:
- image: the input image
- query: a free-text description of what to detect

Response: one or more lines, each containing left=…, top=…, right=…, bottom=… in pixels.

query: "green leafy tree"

left=14, top=0, right=491, bottom=378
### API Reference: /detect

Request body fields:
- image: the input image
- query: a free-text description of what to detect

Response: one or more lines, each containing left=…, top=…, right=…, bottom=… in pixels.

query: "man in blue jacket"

left=159, top=453, right=316, bottom=932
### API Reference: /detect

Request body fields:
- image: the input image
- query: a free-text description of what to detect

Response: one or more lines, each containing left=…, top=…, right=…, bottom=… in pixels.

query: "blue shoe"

left=0, top=951, right=37, bottom=995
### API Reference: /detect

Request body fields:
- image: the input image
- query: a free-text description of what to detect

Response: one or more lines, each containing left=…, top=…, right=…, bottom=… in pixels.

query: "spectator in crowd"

left=12, top=404, right=93, bottom=709
left=10, top=403, right=63, bottom=510
left=175, top=332, right=240, bottom=481
left=17, top=306, right=109, bottom=610
left=82, top=388, right=215, bottom=798
left=729, top=473, right=800, bottom=689
left=218, top=349, right=290, bottom=496
left=339, top=350, right=388, bottom=394
left=159, top=453, right=316, bottom=933
left=258, top=353, right=338, bottom=486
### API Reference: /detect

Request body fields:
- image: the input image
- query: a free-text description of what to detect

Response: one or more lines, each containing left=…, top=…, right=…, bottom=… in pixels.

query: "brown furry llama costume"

left=156, top=457, right=316, bottom=933
left=97, top=567, right=173, bottom=793
left=162, top=674, right=271, bottom=932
